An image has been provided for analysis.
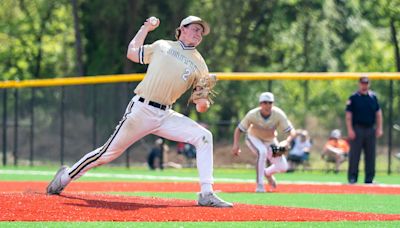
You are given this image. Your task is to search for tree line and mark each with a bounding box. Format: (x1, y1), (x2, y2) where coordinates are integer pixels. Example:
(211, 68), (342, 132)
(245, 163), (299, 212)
(1, 0), (400, 143)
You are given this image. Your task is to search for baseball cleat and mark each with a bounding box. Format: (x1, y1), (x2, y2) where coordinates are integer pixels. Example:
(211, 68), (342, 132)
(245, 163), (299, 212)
(46, 165), (69, 195)
(255, 184), (266, 193)
(266, 174), (277, 190)
(198, 192), (233, 208)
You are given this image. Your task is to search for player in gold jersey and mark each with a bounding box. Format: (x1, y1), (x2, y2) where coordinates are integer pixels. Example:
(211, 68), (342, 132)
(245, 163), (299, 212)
(232, 92), (296, 192)
(47, 16), (232, 208)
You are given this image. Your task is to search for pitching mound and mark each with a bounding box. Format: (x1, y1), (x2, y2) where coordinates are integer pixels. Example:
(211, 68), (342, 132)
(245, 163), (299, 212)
(1, 192), (400, 222)
(1, 181), (400, 222)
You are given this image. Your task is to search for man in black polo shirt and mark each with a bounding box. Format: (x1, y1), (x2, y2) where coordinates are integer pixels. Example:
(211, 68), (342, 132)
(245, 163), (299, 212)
(345, 76), (383, 184)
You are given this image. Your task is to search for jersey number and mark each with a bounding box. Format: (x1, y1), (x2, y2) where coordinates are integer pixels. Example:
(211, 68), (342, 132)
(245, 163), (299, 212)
(182, 68), (191, 81)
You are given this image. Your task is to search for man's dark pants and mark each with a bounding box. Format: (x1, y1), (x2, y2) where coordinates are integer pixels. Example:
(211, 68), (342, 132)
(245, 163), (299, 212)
(348, 125), (376, 183)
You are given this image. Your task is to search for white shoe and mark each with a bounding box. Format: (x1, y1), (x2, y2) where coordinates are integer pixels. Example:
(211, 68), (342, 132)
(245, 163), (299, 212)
(46, 166), (69, 195)
(255, 184), (266, 193)
(266, 175), (277, 189)
(198, 192), (233, 208)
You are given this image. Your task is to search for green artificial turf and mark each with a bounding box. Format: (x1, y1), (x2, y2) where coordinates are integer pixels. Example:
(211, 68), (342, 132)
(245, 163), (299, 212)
(1, 165), (399, 184)
(114, 192), (400, 214)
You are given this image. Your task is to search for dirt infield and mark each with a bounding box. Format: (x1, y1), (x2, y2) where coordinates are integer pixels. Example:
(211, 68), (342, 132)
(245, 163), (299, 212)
(1, 181), (400, 222)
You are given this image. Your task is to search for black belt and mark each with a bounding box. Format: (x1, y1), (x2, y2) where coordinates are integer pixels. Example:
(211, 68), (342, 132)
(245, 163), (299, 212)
(138, 97), (168, 110)
(354, 124), (373, 129)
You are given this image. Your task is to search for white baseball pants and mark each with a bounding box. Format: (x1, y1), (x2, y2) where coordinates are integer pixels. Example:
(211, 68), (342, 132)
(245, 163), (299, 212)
(67, 95), (214, 185)
(245, 134), (288, 185)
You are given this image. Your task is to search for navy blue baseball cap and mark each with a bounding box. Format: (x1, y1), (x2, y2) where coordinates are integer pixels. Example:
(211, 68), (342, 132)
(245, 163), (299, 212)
(359, 76), (369, 83)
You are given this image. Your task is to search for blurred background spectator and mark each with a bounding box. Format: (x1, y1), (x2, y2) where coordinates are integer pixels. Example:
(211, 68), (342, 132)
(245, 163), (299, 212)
(322, 129), (350, 173)
(177, 142), (197, 168)
(287, 129), (312, 172)
(147, 138), (169, 170)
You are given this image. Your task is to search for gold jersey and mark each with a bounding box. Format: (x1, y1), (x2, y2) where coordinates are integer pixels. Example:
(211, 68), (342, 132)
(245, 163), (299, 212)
(238, 106), (293, 142)
(134, 40), (209, 105)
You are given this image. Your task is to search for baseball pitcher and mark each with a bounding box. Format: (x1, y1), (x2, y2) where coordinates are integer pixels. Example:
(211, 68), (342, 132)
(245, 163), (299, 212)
(232, 92), (296, 192)
(47, 16), (232, 208)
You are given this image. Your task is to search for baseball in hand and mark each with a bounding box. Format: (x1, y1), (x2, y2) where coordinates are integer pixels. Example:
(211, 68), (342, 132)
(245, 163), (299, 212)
(196, 99), (210, 113)
(278, 140), (289, 149)
(149, 16), (158, 26)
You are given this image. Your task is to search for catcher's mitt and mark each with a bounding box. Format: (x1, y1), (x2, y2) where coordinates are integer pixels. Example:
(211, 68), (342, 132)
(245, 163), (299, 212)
(270, 144), (287, 157)
(188, 74), (217, 105)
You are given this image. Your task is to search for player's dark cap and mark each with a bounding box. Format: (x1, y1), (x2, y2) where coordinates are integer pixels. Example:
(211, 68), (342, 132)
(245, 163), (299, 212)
(359, 76), (369, 84)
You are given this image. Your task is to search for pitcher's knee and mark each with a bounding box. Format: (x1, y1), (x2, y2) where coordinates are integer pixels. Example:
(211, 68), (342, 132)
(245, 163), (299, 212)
(193, 128), (213, 147)
(276, 161), (289, 172)
(201, 130), (213, 146)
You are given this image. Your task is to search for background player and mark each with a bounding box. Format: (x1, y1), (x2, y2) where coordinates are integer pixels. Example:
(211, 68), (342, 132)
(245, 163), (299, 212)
(231, 92), (296, 192)
(47, 15), (232, 208)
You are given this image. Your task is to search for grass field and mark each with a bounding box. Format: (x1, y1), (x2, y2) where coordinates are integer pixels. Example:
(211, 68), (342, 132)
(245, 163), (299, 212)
(1, 165), (400, 227)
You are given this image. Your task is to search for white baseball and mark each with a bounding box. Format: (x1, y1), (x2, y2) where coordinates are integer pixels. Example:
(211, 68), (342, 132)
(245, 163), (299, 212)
(195, 99), (210, 113)
(149, 16), (158, 26)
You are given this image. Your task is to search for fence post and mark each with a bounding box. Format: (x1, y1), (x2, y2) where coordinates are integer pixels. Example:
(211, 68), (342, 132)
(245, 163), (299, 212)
(387, 80), (393, 175)
(2, 89), (7, 166)
(125, 83), (131, 168)
(92, 85), (97, 149)
(29, 88), (35, 166)
(60, 86), (65, 165)
(13, 88), (19, 166)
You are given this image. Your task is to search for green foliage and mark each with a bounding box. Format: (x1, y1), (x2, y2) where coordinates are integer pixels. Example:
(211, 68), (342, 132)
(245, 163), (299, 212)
(344, 27), (395, 72)
(1, 0), (400, 146)
(0, 0), (75, 79)
(1, 1), (398, 76)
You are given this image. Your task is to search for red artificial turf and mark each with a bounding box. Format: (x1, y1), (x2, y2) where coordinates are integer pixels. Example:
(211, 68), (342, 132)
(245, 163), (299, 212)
(1, 181), (399, 222)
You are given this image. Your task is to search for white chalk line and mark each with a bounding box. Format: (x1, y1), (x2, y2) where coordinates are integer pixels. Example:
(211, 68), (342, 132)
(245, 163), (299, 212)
(1, 169), (400, 187)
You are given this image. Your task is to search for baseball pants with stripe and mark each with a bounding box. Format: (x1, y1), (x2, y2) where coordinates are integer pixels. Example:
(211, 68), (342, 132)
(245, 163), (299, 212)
(245, 134), (288, 185)
(67, 95), (214, 185)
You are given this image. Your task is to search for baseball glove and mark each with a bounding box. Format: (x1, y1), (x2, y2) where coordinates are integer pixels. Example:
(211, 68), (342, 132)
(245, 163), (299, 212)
(188, 74), (217, 105)
(270, 144), (287, 157)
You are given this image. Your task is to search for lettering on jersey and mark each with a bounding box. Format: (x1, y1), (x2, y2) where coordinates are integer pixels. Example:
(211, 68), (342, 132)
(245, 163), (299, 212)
(167, 48), (198, 74)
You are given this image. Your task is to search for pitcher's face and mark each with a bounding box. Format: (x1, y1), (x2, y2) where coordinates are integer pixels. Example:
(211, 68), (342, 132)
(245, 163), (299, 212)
(180, 24), (204, 46)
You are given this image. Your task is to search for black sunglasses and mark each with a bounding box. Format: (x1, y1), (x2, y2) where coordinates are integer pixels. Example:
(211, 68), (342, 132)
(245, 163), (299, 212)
(260, 101), (273, 104)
